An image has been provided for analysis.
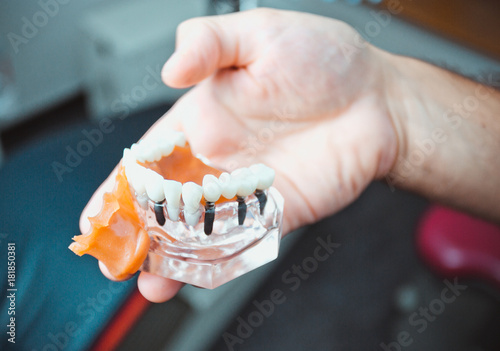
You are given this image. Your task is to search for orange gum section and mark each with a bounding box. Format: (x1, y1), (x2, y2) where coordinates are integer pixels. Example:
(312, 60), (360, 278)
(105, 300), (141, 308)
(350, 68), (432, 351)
(69, 167), (150, 280)
(142, 145), (234, 204)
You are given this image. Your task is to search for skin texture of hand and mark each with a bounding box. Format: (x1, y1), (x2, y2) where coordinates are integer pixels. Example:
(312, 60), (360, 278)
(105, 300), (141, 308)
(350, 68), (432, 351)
(79, 8), (402, 302)
(384, 55), (500, 223)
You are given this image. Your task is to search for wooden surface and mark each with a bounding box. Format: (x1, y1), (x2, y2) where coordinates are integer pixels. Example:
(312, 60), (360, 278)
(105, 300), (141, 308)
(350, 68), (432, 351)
(381, 0), (500, 60)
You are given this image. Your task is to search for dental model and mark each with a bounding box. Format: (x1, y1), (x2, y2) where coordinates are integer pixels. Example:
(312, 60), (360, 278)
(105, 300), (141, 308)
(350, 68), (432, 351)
(69, 128), (283, 288)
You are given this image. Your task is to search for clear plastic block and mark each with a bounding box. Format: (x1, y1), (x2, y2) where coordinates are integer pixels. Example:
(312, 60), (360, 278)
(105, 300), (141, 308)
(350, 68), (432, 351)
(136, 187), (284, 289)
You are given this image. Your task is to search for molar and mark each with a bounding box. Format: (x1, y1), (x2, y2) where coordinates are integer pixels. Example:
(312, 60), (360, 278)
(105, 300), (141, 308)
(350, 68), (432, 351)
(157, 139), (174, 157)
(167, 129), (186, 147)
(249, 163), (275, 190)
(130, 142), (147, 163)
(231, 168), (258, 197)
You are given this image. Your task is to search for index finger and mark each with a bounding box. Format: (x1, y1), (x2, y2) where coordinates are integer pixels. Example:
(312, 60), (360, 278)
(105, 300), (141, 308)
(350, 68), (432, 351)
(161, 8), (283, 88)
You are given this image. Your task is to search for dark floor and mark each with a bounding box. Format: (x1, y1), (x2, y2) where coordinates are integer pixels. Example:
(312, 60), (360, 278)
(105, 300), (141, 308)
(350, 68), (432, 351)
(2, 97), (499, 351)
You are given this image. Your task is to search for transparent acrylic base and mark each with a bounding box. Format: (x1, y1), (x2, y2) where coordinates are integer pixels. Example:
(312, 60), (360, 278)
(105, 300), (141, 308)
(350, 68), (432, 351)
(138, 187), (284, 289)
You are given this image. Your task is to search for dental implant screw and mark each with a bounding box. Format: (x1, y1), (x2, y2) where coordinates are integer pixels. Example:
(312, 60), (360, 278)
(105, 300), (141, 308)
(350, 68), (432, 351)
(204, 202), (216, 235)
(255, 190), (267, 215)
(237, 196), (247, 225)
(154, 201), (166, 226)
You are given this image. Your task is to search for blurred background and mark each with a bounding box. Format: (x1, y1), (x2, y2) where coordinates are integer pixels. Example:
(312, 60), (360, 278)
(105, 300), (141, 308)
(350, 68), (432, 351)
(0, 0), (499, 350)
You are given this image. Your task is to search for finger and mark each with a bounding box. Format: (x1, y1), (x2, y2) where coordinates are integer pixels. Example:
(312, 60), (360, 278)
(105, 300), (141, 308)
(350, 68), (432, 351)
(137, 272), (184, 303)
(161, 9), (275, 88)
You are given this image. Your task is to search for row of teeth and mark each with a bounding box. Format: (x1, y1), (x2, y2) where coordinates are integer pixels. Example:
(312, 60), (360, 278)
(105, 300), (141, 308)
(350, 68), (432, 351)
(129, 129), (187, 163)
(121, 131), (275, 232)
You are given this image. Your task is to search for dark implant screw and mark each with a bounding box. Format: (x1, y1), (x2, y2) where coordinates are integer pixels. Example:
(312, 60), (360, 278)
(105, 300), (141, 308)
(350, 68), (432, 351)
(237, 196), (247, 225)
(204, 202), (215, 235)
(255, 190), (267, 215)
(154, 202), (166, 226)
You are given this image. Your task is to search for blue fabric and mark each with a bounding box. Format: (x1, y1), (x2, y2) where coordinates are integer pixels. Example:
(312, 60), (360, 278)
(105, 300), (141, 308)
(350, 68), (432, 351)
(0, 107), (163, 350)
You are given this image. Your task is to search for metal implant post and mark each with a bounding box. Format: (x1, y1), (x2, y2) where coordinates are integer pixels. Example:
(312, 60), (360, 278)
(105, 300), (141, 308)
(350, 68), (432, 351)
(254, 190), (267, 215)
(154, 202), (166, 226)
(204, 202), (215, 235)
(237, 196), (247, 225)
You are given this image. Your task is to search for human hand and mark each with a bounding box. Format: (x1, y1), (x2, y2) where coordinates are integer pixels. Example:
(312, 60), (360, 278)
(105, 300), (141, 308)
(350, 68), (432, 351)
(80, 8), (400, 302)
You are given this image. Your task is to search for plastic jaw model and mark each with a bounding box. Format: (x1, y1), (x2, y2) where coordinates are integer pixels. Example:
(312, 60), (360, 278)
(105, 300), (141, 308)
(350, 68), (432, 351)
(69, 128), (284, 289)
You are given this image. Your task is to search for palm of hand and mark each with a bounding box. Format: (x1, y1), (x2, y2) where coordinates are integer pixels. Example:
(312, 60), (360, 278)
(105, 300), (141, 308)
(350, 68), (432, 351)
(162, 14), (397, 233)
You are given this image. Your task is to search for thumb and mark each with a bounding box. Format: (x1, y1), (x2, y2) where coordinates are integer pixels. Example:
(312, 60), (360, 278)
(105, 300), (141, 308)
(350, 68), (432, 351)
(161, 9), (267, 88)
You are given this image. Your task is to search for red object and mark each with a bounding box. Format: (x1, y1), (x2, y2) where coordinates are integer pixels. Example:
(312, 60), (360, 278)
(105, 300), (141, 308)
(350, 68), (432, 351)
(90, 288), (150, 351)
(417, 206), (500, 290)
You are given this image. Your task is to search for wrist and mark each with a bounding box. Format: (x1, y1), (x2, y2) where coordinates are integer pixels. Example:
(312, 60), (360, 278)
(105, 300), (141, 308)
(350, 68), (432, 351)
(380, 51), (500, 222)
(379, 51), (439, 189)
(365, 47), (413, 181)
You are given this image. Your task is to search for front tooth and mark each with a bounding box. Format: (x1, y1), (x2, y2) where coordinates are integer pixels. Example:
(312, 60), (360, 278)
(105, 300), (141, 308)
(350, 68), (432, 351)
(144, 169), (165, 202)
(182, 182), (203, 212)
(125, 162), (146, 195)
(203, 174), (222, 202)
(163, 179), (182, 207)
(249, 163), (275, 190)
(232, 168), (258, 197)
(219, 172), (239, 199)
(163, 179), (182, 221)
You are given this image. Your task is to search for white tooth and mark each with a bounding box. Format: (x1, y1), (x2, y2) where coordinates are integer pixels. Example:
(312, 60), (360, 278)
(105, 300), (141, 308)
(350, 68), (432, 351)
(127, 164), (146, 195)
(219, 172), (239, 199)
(136, 193), (149, 210)
(142, 140), (162, 162)
(203, 174), (222, 202)
(148, 146), (163, 162)
(168, 130), (186, 147)
(123, 163), (135, 185)
(249, 163), (275, 190)
(184, 209), (201, 227)
(157, 139), (174, 157)
(122, 149), (135, 171)
(136, 143), (151, 163)
(182, 182), (203, 212)
(163, 179), (182, 207)
(122, 148), (133, 162)
(131, 139), (157, 163)
(166, 205), (180, 221)
(232, 168), (258, 197)
(144, 169), (165, 202)
(130, 143), (146, 163)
